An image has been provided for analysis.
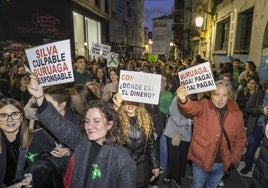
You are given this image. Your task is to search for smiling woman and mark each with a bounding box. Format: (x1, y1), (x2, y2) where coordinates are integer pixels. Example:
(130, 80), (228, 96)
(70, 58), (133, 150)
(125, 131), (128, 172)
(0, 98), (34, 187)
(0, 112), (22, 122)
(27, 75), (136, 188)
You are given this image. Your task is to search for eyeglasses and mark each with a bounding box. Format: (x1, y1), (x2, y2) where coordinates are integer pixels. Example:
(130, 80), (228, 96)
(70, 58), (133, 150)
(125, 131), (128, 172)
(0, 112), (22, 122)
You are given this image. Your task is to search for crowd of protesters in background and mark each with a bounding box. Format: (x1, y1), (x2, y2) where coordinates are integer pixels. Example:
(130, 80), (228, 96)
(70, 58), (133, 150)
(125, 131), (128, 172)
(0, 50), (268, 188)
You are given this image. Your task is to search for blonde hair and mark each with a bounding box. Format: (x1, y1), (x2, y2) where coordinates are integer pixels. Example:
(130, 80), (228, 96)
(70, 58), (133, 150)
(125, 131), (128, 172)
(118, 102), (154, 139)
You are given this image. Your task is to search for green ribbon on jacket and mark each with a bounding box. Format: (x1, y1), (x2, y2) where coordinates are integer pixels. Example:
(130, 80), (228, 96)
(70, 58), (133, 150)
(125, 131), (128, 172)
(91, 164), (102, 180)
(25, 152), (38, 163)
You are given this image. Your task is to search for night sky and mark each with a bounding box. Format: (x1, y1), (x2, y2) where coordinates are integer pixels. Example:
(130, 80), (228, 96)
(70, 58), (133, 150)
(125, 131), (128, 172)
(144, 0), (174, 31)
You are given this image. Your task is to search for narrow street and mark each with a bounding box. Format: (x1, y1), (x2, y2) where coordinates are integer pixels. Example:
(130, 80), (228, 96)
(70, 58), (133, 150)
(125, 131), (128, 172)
(154, 161), (252, 188)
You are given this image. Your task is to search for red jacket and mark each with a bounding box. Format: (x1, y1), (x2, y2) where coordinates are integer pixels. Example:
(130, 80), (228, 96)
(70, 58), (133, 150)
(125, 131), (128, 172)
(179, 97), (247, 172)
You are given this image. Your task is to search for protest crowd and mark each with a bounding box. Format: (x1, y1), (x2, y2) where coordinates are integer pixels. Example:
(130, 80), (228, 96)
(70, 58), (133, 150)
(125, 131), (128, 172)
(1, 48), (268, 188)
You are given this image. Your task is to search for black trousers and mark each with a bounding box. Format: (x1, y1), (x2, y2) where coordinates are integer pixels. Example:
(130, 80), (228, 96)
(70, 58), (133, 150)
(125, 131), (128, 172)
(166, 137), (190, 183)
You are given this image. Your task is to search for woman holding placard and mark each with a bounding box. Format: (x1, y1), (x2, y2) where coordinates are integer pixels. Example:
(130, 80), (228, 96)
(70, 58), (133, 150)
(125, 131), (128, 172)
(113, 93), (160, 187)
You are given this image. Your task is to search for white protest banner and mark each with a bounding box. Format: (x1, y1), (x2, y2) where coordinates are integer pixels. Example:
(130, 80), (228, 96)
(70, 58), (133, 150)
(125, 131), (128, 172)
(107, 52), (119, 68)
(118, 70), (161, 105)
(25, 39), (74, 87)
(178, 61), (216, 94)
(91, 42), (111, 58)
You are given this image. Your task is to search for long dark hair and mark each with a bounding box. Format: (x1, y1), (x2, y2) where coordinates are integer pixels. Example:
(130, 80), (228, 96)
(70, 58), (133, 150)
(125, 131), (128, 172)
(81, 100), (126, 145)
(94, 67), (107, 85)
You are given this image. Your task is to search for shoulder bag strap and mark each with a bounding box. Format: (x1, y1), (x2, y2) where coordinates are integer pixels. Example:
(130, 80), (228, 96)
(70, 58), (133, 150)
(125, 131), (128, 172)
(14, 146), (28, 181)
(217, 113), (231, 152)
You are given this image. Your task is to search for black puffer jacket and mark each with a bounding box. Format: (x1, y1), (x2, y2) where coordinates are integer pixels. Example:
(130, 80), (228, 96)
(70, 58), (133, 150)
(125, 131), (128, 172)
(124, 117), (159, 168)
(252, 124), (268, 188)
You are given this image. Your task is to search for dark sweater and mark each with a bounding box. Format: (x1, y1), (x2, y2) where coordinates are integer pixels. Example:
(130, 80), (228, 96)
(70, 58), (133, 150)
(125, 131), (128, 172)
(36, 100), (136, 188)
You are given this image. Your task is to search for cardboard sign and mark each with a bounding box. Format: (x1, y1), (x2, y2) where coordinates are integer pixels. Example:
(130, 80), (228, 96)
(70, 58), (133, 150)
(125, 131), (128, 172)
(178, 61), (216, 94)
(107, 52), (118, 68)
(91, 42), (111, 58)
(118, 70), (161, 105)
(25, 39), (74, 86)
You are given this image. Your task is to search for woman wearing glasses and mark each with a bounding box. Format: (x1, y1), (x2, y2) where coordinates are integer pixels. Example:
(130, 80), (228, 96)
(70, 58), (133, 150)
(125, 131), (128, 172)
(0, 97), (76, 188)
(0, 98), (38, 187)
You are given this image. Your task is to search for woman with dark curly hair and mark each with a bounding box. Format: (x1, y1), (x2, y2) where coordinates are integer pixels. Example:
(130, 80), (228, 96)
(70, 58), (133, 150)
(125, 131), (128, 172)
(27, 75), (136, 188)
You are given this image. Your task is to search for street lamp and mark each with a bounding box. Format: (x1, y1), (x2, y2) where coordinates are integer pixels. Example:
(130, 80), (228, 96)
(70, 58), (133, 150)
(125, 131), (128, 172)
(195, 16), (204, 27)
(170, 42), (175, 60)
(148, 39), (153, 53)
(84, 42), (88, 59)
(195, 16), (204, 56)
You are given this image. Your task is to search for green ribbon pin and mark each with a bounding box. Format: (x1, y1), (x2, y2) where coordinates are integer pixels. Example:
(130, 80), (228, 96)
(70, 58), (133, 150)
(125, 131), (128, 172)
(108, 54), (117, 65)
(91, 164), (102, 180)
(25, 152), (38, 163)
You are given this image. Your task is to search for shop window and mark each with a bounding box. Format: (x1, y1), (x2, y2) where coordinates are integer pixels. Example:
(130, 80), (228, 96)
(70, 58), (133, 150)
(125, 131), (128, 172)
(73, 11), (101, 57)
(215, 17), (230, 51)
(73, 12), (85, 56)
(235, 8), (253, 52)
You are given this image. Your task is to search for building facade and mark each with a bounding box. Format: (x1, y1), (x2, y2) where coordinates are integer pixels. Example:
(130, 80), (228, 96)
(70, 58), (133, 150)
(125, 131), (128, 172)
(173, 0), (192, 59)
(191, 0), (268, 81)
(0, 0), (147, 61)
(152, 14), (174, 59)
(0, 0), (111, 58)
(72, 0), (110, 58)
(123, 0), (145, 59)
(104, 0), (145, 59)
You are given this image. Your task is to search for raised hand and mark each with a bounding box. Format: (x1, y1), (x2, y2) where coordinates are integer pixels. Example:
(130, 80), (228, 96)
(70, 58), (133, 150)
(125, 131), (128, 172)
(176, 85), (189, 103)
(113, 93), (123, 111)
(27, 75), (44, 106)
(50, 146), (70, 158)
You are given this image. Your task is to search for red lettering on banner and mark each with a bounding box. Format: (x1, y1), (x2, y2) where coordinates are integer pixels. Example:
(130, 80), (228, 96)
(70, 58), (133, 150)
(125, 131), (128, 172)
(35, 45), (58, 58)
(33, 62), (69, 76)
(180, 67), (208, 80)
(121, 74), (134, 81)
